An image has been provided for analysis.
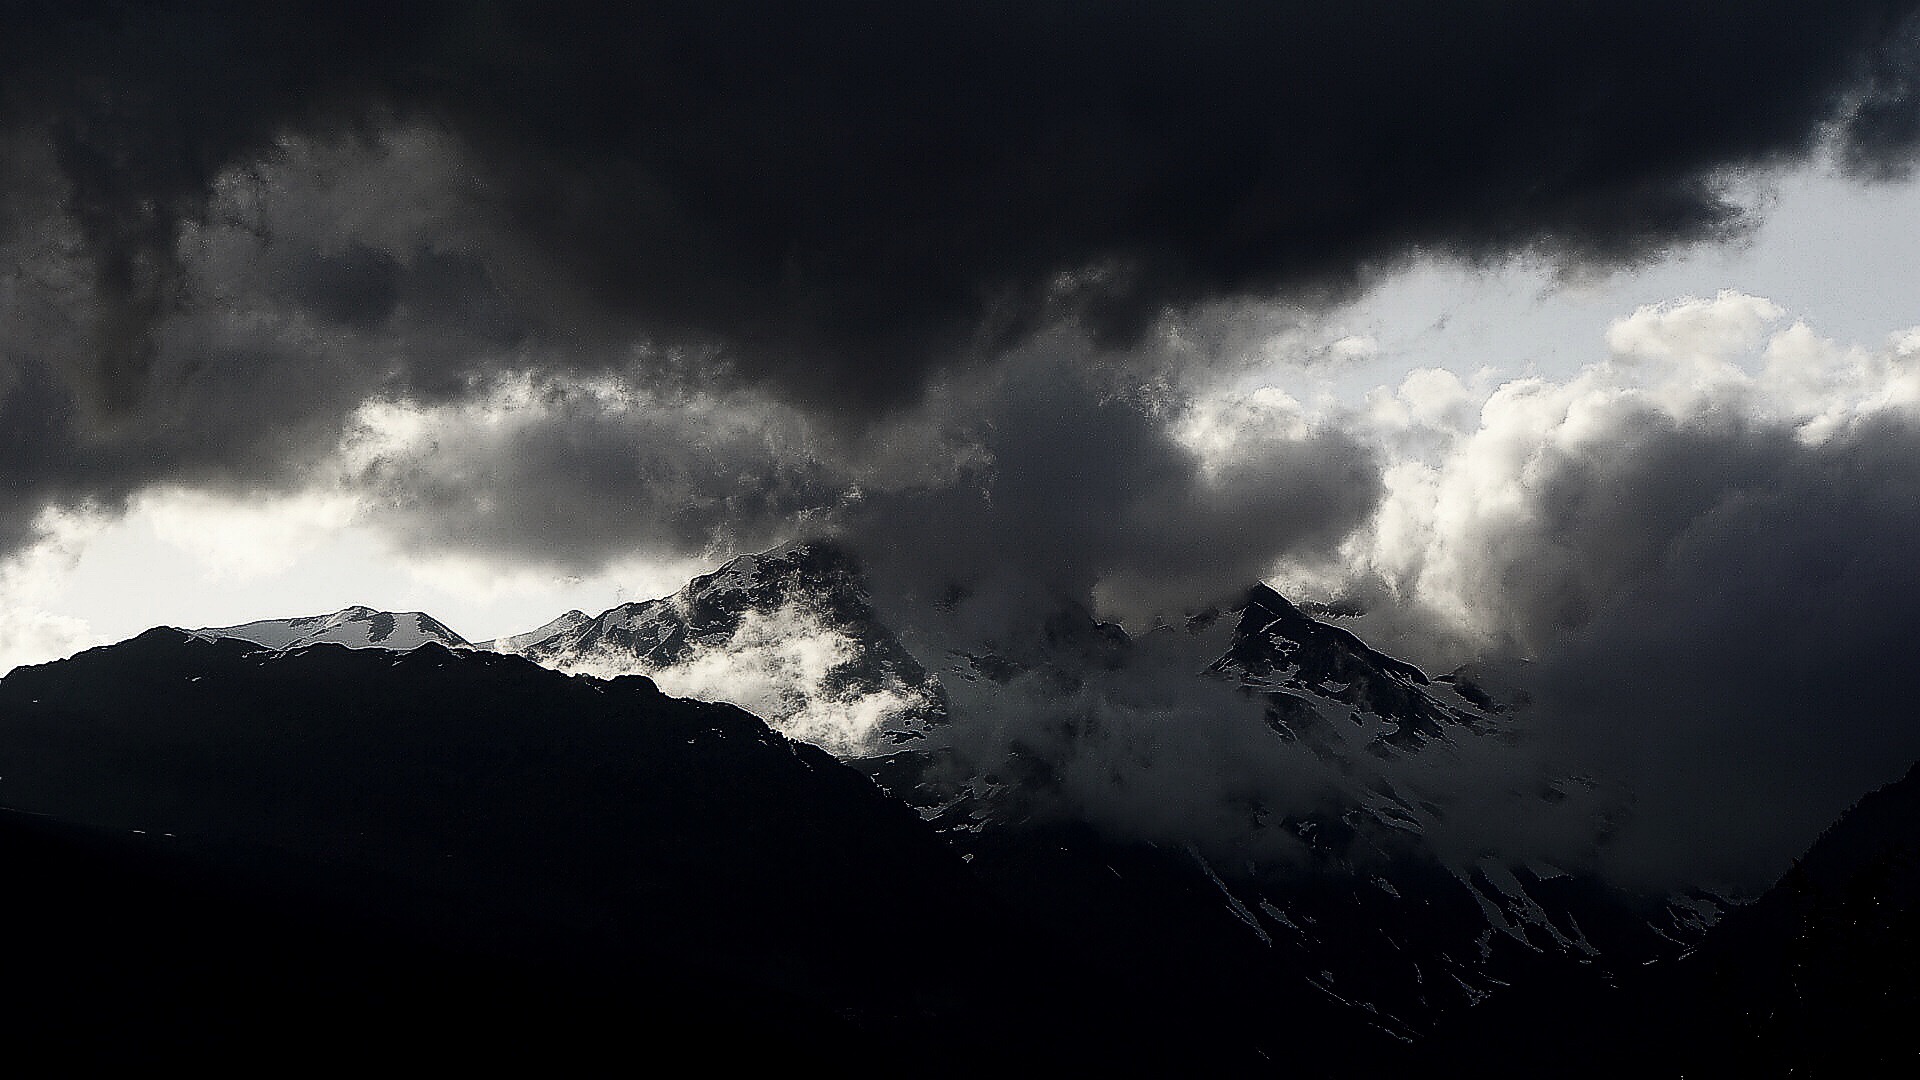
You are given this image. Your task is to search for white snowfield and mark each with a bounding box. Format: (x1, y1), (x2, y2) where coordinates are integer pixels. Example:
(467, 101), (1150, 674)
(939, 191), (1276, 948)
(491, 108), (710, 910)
(187, 606), (470, 653)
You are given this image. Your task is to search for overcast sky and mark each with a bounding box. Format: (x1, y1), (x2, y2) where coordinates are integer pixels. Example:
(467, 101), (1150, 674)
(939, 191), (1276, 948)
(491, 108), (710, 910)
(5, 2), (1920, 889)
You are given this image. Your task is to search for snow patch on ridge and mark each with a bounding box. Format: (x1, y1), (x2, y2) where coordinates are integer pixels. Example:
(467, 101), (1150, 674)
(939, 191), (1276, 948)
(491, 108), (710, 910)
(189, 607), (470, 653)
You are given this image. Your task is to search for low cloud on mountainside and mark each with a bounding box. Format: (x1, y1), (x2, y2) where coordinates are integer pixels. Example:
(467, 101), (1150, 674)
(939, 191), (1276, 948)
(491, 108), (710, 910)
(3, 6), (1920, 891)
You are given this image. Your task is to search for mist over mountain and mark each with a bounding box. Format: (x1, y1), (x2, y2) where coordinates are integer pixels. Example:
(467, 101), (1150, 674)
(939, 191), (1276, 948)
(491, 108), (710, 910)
(162, 546), (1733, 1049)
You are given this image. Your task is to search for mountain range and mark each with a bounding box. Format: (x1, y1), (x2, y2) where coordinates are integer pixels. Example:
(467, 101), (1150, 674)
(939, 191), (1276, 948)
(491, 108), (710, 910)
(191, 604), (470, 652)
(2, 541), (1912, 1072)
(181, 542), (1718, 1036)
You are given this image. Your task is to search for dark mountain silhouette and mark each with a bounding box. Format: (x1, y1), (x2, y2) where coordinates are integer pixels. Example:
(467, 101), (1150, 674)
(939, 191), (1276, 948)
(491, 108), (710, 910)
(7, 584), (1920, 1071)
(0, 629), (1381, 1071)
(0, 632), (1016, 1067)
(0, 805), (860, 1069)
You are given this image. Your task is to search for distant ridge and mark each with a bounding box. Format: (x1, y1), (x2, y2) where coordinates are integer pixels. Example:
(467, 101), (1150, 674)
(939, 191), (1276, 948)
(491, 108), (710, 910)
(187, 606), (470, 652)
(474, 610), (589, 653)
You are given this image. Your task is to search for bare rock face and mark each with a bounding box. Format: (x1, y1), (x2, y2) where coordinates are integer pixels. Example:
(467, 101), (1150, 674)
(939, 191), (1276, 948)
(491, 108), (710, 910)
(494, 541), (946, 754)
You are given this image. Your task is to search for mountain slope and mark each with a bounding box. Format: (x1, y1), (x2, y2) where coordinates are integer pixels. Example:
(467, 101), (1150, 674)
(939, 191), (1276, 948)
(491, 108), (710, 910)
(485, 546), (1707, 1043)
(1210, 583), (1492, 748)
(906, 589), (1703, 1047)
(1418, 759), (1920, 1077)
(0, 627), (1403, 1071)
(0, 632), (1002, 1059)
(0, 806), (861, 1069)
(474, 609), (589, 652)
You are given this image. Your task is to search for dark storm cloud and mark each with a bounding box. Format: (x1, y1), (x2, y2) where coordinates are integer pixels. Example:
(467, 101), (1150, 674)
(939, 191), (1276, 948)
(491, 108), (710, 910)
(349, 377), (846, 570)
(7, 0), (1920, 423)
(344, 333), (1381, 606)
(1839, 5), (1920, 175)
(1486, 413), (1806, 656)
(1435, 408), (1920, 889)
(0, 281), (415, 550)
(2, 0), (1918, 557)
(0, 131), (534, 554)
(845, 351), (1381, 639)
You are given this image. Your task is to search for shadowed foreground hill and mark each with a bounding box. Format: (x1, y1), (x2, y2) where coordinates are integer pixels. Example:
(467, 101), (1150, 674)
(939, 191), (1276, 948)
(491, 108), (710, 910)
(0, 631), (1030, 1067)
(0, 806), (862, 1068)
(12, 627), (1916, 1073)
(0, 627), (1426, 1073)
(1418, 761), (1920, 1078)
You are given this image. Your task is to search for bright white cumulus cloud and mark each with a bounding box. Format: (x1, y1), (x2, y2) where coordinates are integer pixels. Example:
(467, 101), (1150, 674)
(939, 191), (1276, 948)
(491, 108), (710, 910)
(1243, 290), (1920, 657)
(0, 508), (101, 672)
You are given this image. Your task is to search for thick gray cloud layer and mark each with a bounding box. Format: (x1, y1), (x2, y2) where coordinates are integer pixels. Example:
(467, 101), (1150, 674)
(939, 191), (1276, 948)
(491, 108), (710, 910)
(4, 2), (1920, 557)
(846, 349), (1382, 632)
(1526, 414), (1920, 887)
(7, 2), (1920, 421)
(345, 375), (848, 569)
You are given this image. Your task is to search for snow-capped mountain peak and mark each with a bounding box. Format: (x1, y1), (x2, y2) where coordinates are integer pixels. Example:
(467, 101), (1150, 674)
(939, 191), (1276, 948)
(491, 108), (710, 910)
(1210, 583), (1487, 748)
(484, 541), (943, 755)
(187, 607), (470, 653)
